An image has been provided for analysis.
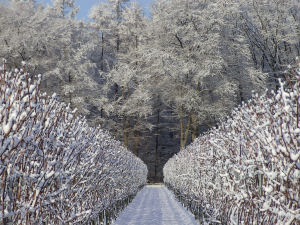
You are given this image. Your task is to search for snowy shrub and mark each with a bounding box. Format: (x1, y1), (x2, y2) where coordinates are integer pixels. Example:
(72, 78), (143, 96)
(164, 60), (300, 225)
(0, 61), (147, 224)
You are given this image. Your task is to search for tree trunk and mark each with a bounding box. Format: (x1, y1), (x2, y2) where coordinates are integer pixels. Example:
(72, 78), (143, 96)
(68, 73), (72, 106)
(191, 113), (197, 142)
(179, 105), (191, 150)
(121, 87), (129, 147)
(155, 107), (160, 182)
(133, 131), (139, 156)
(122, 117), (128, 148)
(101, 32), (104, 71)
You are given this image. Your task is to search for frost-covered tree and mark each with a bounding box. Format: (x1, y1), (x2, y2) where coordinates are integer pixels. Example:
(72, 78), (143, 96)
(237, 0), (300, 89)
(93, 3), (151, 150)
(0, 0), (42, 63)
(89, 2), (117, 71)
(90, 1), (153, 150)
(51, 0), (79, 18)
(89, 0), (130, 56)
(106, 2), (152, 149)
(216, 0), (268, 102)
(0, 0), (104, 123)
(143, 0), (267, 149)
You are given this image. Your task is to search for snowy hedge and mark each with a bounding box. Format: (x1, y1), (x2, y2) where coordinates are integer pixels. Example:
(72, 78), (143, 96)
(0, 61), (148, 224)
(164, 62), (300, 225)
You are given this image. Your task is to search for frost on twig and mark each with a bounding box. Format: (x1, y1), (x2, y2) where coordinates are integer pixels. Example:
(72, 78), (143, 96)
(164, 61), (300, 225)
(0, 61), (148, 224)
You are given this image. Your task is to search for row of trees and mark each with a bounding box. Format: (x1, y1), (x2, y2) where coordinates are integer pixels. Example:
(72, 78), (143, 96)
(163, 62), (299, 224)
(0, 62), (147, 224)
(1, 0), (299, 179)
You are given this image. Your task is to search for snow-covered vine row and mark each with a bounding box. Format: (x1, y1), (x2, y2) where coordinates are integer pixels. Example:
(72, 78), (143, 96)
(164, 62), (300, 225)
(0, 62), (148, 224)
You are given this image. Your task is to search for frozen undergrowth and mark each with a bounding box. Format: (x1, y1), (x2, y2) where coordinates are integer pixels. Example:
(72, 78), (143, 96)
(164, 60), (300, 225)
(0, 61), (148, 224)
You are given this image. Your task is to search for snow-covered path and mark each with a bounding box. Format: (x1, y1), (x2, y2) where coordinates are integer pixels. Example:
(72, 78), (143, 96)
(112, 184), (199, 225)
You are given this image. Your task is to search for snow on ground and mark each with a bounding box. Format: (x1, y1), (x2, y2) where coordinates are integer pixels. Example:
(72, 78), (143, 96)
(112, 184), (200, 225)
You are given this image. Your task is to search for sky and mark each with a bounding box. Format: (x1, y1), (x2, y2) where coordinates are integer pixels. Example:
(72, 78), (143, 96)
(39, 0), (153, 21)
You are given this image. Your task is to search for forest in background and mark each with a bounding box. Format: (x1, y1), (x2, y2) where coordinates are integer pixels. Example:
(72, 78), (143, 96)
(0, 0), (299, 181)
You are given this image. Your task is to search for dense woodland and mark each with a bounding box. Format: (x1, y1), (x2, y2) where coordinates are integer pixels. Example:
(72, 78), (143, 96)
(0, 0), (299, 181)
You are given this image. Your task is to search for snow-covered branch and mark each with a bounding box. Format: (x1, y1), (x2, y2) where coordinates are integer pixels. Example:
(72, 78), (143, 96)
(0, 61), (147, 224)
(164, 60), (300, 225)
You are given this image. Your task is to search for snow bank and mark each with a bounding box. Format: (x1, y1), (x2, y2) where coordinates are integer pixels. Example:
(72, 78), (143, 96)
(0, 62), (148, 224)
(164, 61), (300, 225)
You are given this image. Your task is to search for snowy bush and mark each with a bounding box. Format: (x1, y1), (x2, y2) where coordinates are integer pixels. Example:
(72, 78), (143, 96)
(0, 61), (147, 224)
(164, 60), (300, 225)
